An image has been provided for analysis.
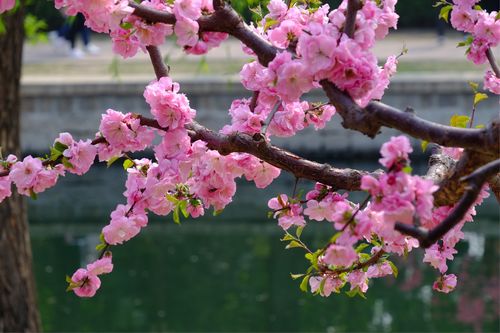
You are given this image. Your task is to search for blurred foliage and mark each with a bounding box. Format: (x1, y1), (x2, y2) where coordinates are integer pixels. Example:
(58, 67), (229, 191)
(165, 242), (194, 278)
(26, 0), (499, 31)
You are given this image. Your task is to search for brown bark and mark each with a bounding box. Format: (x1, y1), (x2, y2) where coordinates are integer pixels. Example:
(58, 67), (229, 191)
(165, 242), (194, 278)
(0, 5), (42, 333)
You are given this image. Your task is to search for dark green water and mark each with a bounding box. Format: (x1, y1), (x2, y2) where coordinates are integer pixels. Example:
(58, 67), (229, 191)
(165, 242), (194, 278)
(28, 165), (500, 332)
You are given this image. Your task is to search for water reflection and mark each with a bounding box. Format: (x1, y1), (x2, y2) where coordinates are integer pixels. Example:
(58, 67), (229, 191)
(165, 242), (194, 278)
(28, 165), (500, 332)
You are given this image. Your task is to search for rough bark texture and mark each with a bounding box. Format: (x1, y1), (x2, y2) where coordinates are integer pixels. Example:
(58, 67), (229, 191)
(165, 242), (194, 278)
(0, 6), (42, 332)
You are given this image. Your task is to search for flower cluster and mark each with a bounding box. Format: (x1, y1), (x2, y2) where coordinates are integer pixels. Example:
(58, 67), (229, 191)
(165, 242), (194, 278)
(68, 255), (113, 297)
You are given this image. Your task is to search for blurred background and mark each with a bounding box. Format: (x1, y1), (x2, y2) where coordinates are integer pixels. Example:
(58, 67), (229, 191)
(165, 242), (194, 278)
(19, 0), (500, 332)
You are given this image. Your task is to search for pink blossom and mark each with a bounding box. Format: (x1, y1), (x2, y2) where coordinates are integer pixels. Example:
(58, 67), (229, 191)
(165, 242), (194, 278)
(423, 244), (457, 273)
(347, 270), (368, 293)
(297, 32), (336, 76)
(467, 38), (489, 65)
(450, 6), (477, 33)
(70, 268), (101, 298)
(86, 256), (113, 276)
(268, 194), (306, 230)
(0, 176), (11, 203)
(367, 262), (393, 278)
(267, 102), (306, 137)
(55, 133), (97, 175)
(173, 0), (202, 20)
(433, 274), (458, 293)
(304, 199), (334, 222)
(267, 0), (287, 20)
(483, 70), (500, 94)
(323, 244), (358, 267)
(103, 207), (141, 245)
(0, 0), (15, 13)
(309, 276), (343, 296)
(379, 135), (413, 170)
(268, 20), (303, 48)
(111, 28), (140, 59)
(175, 19), (199, 47)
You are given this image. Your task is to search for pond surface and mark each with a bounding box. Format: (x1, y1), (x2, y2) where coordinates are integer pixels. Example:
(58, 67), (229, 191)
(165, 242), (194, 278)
(28, 164), (500, 332)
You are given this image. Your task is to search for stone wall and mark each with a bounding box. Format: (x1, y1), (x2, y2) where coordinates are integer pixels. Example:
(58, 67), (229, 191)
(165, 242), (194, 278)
(20, 75), (499, 155)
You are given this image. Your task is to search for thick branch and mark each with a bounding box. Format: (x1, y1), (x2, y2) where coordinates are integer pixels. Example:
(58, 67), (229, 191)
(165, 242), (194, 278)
(396, 159), (500, 248)
(344, 0), (362, 38)
(321, 80), (500, 155)
(486, 48), (500, 78)
(425, 149), (456, 185)
(185, 121), (380, 191)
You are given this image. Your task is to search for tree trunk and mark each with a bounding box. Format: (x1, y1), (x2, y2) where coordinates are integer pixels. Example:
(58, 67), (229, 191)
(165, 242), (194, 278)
(0, 4), (42, 332)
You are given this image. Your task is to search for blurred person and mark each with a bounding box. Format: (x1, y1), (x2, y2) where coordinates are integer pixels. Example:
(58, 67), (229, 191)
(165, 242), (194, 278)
(50, 12), (99, 58)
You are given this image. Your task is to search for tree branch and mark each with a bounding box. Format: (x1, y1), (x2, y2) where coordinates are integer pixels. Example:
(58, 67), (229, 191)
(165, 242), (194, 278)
(395, 159), (500, 248)
(321, 80), (500, 155)
(486, 48), (500, 78)
(344, 0), (363, 38)
(146, 45), (169, 80)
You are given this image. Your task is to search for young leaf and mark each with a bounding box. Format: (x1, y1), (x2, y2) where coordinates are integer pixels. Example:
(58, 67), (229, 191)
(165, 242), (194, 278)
(468, 81), (479, 93)
(421, 140), (429, 152)
(62, 157), (74, 169)
(473, 92), (488, 106)
(387, 260), (399, 278)
(285, 240), (304, 249)
(299, 275), (310, 292)
(355, 243), (369, 253)
(172, 206), (181, 224)
(106, 156), (120, 167)
(438, 5), (452, 22)
(290, 273), (305, 280)
(281, 233), (295, 241)
(296, 226), (304, 238)
(123, 159), (134, 170)
(449, 114), (470, 128)
(179, 200), (189, 218)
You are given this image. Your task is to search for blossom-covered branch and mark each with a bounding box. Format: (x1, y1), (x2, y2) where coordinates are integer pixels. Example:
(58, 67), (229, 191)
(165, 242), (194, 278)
(395, 159), (500, 248)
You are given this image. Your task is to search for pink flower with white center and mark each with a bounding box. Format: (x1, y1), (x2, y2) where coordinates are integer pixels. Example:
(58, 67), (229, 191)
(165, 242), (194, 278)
(309, 276), (343, 297)
(347, 270), (368, 293)
(0, 0), (15, 13)
(323, 244), (358, 267)
(175, 18), (199, 47)
(297, 32), (336, 76)
(483, 70), (500, 94)
(379, 135), (413, 170)
(433, 274), (457, 293)
(173, 0), (202, 20)
(103, 209), (141, 245)
(221, 99), (266, 135)
(86, 256), (113, 276)
(275, 60), (313, 103)
(450, 6), (477, 33)
(70, 268), (101, 298)
(367, 262), (393, 278)
(423, 244), (458, 273)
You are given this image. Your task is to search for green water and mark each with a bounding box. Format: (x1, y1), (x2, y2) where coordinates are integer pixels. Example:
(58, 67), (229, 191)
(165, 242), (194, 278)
(28, 166), (500, 332)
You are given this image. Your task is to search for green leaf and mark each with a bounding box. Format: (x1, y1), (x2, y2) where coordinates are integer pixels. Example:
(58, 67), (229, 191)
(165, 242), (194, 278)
(421, 140), (429, 152)
(473, 92), (488, 106)
(387, 260), (399, 278)
(120, 21), (133, 30)
(54, 141), (68, 153)
(299, 275), (310, 292)
(106, 156), (120, 167)
(318, 277), (327, 295)
(290, 273), (305, 280)
(285, 240), (304, 249)
(61, 157), (74, 169)
(172, 206), (181, 224)
(473, 5), (482, 10)
(123, 159), (134, 170)
(29, 189), (37, 200)
(402, 166), (413, 174)
(99, 233), (105, 243)
(329, 232), (342, 244)
(166, 194), (179, 204)
(355, 243), (369, 253)
(449, 114), (470, 128)
(457, 36), (474, 48)
(179, 200), (189, 218)
(108, 57), (121, 79)
(281, 233), (295, 241)
(213, 209), (223, 216)
(264, 18), (278, 31)
(296, 226), (304, 238)
(346, 286), (367, 299)
(65, 275), (73, 283)
(475, 124), (485, 129)
(438, 5), (452, 22)
(50, 147), (62, 161)
(468, 81), (479, 93)
(96, 243), (107, 251)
